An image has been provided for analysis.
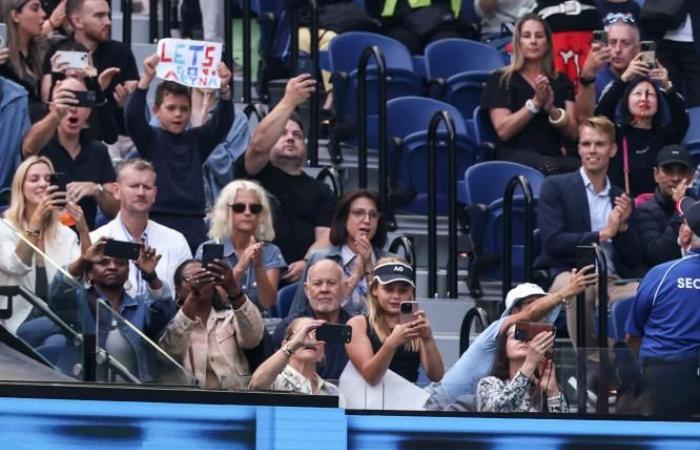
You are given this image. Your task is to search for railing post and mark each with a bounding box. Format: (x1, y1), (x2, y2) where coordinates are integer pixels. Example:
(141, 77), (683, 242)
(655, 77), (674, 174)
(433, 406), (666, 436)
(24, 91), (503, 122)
(148, 0), (157, 41)
(307, 0), (320, 166)
(501, 175), (534, 303)
(223, 0), (234, 99)
(123, 0), (132, 47)
(289, 2), (299, 76)
(595, 244), (609, 414)
(162, 0), (171, 38)
(242, 0), (252, 104)
(427, 110), (457, 298)
(357, 46), (387, 197)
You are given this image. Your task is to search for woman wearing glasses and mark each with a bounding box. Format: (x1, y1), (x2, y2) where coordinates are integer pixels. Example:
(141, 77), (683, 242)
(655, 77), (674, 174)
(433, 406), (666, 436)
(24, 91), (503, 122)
(288, 189), (391, 317)
(196, 180), (286, 311)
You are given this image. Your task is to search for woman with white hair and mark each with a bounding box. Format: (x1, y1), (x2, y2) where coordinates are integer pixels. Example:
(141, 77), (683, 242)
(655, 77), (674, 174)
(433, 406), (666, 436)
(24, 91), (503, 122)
(197, 180), (286, 311)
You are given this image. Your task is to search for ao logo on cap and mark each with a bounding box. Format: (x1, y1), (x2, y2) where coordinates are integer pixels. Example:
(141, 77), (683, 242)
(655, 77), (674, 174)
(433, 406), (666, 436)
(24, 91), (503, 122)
(394, 266), (404, 272)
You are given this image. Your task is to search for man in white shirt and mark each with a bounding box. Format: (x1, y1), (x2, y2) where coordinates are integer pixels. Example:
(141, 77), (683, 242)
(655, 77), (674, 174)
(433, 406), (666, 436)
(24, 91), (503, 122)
(91, 159), (191, 297)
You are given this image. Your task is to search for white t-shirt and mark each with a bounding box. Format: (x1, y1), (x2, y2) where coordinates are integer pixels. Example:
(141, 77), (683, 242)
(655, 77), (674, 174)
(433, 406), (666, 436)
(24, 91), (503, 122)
(665, 14), (694, 42)
(91, 215), (192, 298)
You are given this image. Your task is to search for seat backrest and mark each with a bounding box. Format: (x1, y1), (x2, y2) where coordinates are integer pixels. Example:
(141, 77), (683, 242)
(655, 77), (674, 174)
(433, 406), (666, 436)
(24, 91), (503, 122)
(683, 106), (700, 144)
(328, 31), (414, 74)
(473, 105), (498, 146)
(611, 296), (635, 341)
(425, 38), (505, 81)
(387, 96), (468, 142)
(463, 161), (546, 206)
(273, 282), (299, 318)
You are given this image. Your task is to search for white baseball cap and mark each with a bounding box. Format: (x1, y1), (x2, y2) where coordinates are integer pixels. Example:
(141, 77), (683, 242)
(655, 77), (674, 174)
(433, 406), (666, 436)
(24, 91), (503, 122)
(505, 283), (547, 311)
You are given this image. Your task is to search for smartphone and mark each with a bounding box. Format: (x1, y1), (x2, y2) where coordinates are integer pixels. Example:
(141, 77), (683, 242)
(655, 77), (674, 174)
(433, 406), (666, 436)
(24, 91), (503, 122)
(640, 41), (656, 68)
(514, 321), (556, 342)
(399, 301), (418, 324)
(55, 50), (89, 70)
(49, 172), (68, 192)
(592, 30), (608, 45)
(68, 89), (105, 107)
(296, 57), (314, 76)
(316, 323), (352, 344)
(0, 23), (7, 48)
(104, 240), (142, 260)
(201, 243), (224, 266)
(575, 245), (597, 272)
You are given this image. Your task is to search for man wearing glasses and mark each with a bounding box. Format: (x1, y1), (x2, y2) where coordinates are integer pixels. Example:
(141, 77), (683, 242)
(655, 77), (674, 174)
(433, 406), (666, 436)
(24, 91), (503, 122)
(576, 15), (641, 120)
(234, 74), (337, 284)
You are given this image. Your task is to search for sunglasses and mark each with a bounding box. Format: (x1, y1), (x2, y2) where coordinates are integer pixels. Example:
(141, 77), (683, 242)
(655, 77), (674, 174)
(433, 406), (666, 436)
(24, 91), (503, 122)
(230, 203), (263, 214)
(604, 14), (636, 26)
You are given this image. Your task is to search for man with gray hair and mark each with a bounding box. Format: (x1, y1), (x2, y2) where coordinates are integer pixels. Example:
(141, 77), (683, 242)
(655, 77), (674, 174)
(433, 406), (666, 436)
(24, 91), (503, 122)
(625, 197), (700, 416)
(91, 159), (191, 298)
(272, 258), (353, 380)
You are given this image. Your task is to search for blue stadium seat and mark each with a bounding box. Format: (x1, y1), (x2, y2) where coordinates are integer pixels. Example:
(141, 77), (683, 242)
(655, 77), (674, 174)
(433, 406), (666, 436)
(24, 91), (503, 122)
(327, 32), (423, 149)
(682, 106), (700, 145)
(425, 38), (506, 82)
(271, 282), (299, 318)
(463, 161), (545, 285)
(472, 105), (497, 161)
(387, 97), (478, 214)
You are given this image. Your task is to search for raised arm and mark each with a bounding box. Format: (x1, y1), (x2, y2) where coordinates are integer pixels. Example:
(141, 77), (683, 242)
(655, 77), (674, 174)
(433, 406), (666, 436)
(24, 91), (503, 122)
(125, 54), (159, 157)
(244, 74), (316, 175)
(193, 62), (234, 159)
(22, 82), (77, 158)
(575, 42), (611, 121)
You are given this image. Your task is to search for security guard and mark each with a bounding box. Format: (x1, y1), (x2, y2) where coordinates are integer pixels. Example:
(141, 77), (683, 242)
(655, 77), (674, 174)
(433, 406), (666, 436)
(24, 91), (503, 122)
(626, 196), (700, 416)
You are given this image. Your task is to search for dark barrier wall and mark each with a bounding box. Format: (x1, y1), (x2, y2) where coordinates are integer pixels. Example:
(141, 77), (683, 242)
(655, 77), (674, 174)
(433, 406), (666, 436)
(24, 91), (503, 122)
(0, 384), (699, 449)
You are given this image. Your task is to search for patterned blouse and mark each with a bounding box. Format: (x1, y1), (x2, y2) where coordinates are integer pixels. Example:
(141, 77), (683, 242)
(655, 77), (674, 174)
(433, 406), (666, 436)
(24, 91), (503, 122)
(271, 365), (341, 397)
(476, 371), (569, 413)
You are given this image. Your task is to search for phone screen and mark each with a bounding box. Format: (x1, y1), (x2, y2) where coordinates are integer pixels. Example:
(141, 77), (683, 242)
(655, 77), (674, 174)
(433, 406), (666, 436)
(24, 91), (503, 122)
(0, 23), (7, 48)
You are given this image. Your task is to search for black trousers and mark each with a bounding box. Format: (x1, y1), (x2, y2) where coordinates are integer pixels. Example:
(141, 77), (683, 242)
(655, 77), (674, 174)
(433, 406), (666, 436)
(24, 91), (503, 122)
(657, 39), (700, 108)
(642, 357), (700, 416)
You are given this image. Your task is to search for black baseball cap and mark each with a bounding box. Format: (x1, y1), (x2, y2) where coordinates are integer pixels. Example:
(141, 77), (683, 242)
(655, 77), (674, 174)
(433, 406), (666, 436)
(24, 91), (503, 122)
(373, 261), (415, 288)
(657, 145), (693, 168)
(678, 197), (700, 236)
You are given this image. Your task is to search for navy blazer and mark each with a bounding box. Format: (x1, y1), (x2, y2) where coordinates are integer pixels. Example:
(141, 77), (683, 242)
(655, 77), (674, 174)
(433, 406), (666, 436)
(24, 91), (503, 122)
(534, 171), (645, 278)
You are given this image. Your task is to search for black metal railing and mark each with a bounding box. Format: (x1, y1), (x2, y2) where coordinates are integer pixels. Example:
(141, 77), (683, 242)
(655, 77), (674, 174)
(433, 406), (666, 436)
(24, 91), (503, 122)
(242, 0), (253, 104)
(501, 175), (535, 303)
(426, 110), (458, 298)
(307, 0), (320, 166)
(357, 46), (388, 203)
(123, 0), (132, 47)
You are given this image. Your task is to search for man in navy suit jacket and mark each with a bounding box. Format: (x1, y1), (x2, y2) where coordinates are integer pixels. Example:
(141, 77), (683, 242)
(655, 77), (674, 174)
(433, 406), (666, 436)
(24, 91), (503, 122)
(535, 116), (645, 351)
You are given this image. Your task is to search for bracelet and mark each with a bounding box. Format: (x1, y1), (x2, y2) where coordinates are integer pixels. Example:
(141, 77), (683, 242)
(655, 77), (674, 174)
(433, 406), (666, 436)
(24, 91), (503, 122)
(25, 227), (41, 238)
(94, 184), (105, 196)
(280, 345), (294, 358)
(579, 75), (595, 86)
(525, 99), (540, 114)
(548, 108), (567, 127)
(554, 291), (565, 304)
(228, 291), (245, 304)
(140, 270), (157, 282)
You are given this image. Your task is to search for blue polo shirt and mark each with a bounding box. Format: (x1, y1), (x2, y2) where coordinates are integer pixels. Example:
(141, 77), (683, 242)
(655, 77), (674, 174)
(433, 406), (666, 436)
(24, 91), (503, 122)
(595, 65), (618, 100)
(0, 77), (29, 198)
(627, 249), (700, 362)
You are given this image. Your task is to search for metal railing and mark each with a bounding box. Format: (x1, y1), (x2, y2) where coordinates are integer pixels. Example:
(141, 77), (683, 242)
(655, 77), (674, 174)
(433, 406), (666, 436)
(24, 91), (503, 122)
(426, 110), (458, 298)
(387, 235), (416, 274)
(500, 175), (535, 303)
(357, 46), (388, 205)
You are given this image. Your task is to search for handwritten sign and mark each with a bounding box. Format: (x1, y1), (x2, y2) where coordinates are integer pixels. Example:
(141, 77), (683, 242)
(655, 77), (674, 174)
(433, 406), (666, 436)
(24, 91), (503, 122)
(156, 38), (222, 88)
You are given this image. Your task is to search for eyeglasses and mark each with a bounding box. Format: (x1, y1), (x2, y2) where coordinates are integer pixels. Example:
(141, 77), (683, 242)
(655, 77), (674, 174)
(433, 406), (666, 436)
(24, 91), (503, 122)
(604, 14), (636, 26)
(230, 203), (263, 214)
(349, 208), (380, 220)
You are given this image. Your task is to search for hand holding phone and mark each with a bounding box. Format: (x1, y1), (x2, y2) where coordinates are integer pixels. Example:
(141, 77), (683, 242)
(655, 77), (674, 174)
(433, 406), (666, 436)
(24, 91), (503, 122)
(0, 23), (7, 48)
(104, 239), (142, 260)
(316, 323), (352, 343)
(640, 41), (656, 68)
(55, 50), (89, 70)
(514, 321), (556, 342)
(201, 243), (224, 267)
(592, 30), (608, 45)
(399, 301), (418, 324)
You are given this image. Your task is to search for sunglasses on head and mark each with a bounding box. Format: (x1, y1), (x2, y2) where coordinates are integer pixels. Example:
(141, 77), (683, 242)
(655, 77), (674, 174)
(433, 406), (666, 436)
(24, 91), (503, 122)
(604, 14), (636, 26)
(230, 203), (263, 214)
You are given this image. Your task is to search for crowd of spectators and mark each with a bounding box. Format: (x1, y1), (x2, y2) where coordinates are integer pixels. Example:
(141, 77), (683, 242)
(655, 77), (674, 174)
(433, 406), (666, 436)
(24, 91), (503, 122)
(0, 0), (699, 417)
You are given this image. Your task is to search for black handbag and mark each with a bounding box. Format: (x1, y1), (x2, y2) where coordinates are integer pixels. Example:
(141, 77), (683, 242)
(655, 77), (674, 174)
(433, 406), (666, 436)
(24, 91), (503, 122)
(639, 0), (690, 36)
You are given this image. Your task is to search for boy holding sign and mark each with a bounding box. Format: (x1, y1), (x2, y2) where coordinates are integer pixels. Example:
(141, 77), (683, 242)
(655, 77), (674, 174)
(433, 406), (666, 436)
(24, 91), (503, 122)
(125, 52), (233, 252)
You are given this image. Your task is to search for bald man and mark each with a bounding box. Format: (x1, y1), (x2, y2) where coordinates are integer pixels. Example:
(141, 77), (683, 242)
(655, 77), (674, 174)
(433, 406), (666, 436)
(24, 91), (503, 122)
(272, 258), (353, 380)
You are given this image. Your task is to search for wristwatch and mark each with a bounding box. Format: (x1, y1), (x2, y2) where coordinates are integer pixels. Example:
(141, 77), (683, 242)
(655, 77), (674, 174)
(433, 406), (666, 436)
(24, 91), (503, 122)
(579, 75), (595, 86)
(525, 99), (540, 114)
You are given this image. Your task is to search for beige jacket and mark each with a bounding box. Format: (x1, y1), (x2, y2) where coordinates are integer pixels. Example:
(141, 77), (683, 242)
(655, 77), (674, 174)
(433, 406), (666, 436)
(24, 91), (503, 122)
(159, 296), (264, 390)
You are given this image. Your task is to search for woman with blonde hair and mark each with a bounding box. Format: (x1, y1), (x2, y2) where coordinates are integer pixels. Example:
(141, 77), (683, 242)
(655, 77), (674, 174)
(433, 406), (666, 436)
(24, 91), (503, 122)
(0, 0), (49, 121)
(345, 257), (444, 385)
(481, 13), (579, 176)
(197, 180), (286, 311)
(0, 156), (89, 332)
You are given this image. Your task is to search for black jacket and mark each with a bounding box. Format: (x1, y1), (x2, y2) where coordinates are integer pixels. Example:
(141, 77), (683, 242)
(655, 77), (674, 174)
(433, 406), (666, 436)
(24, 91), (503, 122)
(636, 188), (691, 267)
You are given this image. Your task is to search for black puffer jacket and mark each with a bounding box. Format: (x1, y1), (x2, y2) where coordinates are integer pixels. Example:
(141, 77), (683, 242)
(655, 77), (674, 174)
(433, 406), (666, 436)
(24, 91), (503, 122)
(636, 188), (685, 267)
